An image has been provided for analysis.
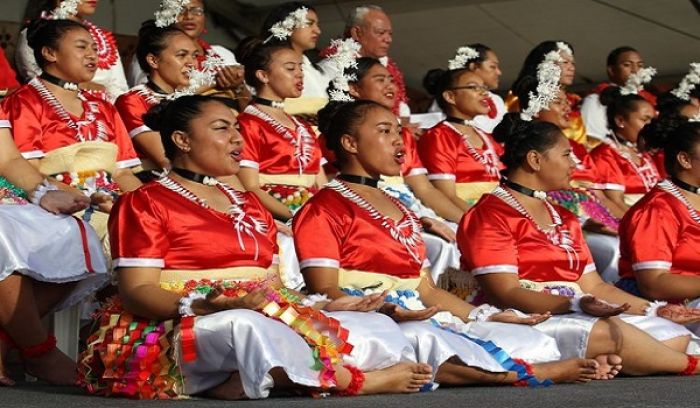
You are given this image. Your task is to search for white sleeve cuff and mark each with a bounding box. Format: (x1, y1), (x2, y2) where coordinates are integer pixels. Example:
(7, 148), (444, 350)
(632, 261), (672, 271)
(427, 173), (456, 181)
(299, 257), (340, 269)
(21, 150), (45, 159)
(117, 158), (142, 169)
(406, 168), (428, 177)
(601, 183), (625, 191)
(583, 263), (597, 274)
(113, 257), (165, 268)
(239, 160), (259, 169)
(128, 124), (152, 138)
(471, 264), (519, 276)
(0, 120), (10, 128)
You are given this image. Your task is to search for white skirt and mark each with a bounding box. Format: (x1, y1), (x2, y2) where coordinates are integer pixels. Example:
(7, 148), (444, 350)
(423, 233), (460, 284)
(178, 309), (322, 398)
(0, 204), (109, 310)
(585, 232), (620, 284)
(277, 233), (304, 291)
(620, 314), (700, 354)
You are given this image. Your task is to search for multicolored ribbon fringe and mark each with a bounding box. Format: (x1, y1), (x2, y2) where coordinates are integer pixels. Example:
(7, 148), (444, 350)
(53, 169), (119, 196)
(548, 188), (619, 231)
(0, 176), (28, 204)
(262, 184), (317, 211)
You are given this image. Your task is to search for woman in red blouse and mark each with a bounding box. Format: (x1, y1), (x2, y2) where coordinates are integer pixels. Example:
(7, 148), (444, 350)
(115, 22), (197, 173)
(419, 68), (503, 210)
(590, 87), (660, 210)
(0, 48), (19, 97)
(618, 118), (700, 321)
(460, 115), (700, 376)
(295, 99), (628, 386)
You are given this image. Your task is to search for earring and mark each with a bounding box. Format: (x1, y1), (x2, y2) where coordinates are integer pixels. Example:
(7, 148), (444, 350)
(619, 124), (624, 128)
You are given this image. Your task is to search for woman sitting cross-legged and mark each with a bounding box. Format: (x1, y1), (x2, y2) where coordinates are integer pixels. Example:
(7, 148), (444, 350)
(78, 95), (433, 400)
(0, 125), (108, 386)
(459, 115), (700, 377)
(294, 99), (622, 387)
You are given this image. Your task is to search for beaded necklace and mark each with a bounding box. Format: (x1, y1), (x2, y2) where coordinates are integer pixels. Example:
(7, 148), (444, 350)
(443, 121), (501, 178)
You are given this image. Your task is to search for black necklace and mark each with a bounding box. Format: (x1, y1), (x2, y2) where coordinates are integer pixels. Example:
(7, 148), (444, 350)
(610, 132), (636, 150)
(253, 96), (285, 110)
(171, 167), (219, 186)
(337, 174), (380, 188)
(501, 177), (548, 200)
(40, 72), (78, 91)
(146, 79), (170, 95)
(445, 116), (475, 126)
(672, 177), (700, 195)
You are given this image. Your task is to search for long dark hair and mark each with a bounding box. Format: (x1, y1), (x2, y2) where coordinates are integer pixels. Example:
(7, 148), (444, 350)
(493, 112), (563, 173)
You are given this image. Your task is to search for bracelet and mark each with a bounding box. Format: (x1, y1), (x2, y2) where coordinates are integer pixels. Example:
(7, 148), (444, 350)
(178, 292), (207, 316)
(30, 179), (58, 205)
(467, 304), (502, 322)
(301, 293), (330, 307)
(644, 301), (668, 317)
(569, 293), (594, 313)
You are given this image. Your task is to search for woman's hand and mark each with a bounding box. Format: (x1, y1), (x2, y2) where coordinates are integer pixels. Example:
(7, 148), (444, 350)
(91, 192), (114, 213)
(40, 190), (90, 214)
(657, 304), (700, 324)
(275, 219), (293, 236)
(324, 292), (386, 312)
(580, 296), (630, 317)
(215, 65), (245, 90)
(192, 287), (269, 315)
(488, 310), (551, 325)
(379, 303), (439, 322)
(421, 217), (456, 242)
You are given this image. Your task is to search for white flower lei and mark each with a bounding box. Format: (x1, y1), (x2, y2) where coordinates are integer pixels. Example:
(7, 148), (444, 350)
(168, 49), (224, 99)
(49, 0), (80, 19)
(447, 46), (480, 70)
(671, 63), (700, 101)
(620, 66), (657, 96)
(327, 38), (362, 102)
(520, 50), (564, 121)
(263, 6), (310, 44)
(155, 0), (190, 28)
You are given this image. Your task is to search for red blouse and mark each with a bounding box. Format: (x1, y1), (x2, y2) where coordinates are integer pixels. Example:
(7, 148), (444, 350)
(418, 121), (503, 183)
(619, 180), (700, 279)
(458, 190), (596, 282)
(0, 79), (139, 168)
(110, 178), (278, 270)
(0, 49), (19, 90)
(293, 180), (427, 278)
(320, 127), (426, 178)
(569, 139), (599, 184)
(114, 85), (162, 141)
(238, 104), (322, 176)
(589, 142), (660, 194)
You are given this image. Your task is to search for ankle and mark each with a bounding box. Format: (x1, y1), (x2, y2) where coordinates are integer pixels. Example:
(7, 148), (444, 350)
(334, 365), (365, 396)
(679, 355), (698, 376)
(19, 335), (56, 359)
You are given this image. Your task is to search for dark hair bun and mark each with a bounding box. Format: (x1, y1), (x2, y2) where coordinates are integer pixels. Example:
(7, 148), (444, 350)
(317, 101), (348, 138)
(599, 85), (624, 107)
(639, 113), (688, 151)
(422, 68), (446, 96)
(142, 100), (172, 132)
(492, 112), (530, 145)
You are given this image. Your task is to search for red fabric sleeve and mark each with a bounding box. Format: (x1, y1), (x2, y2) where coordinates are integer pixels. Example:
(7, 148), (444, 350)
(104, 103), (139, 168)
(619, 196), (678, 269)
(418, 124), (459, 178)
(457, 199), (519, 275)
(114, 92), (150, 138)
(238, 114), (263, 167)
(292, 194), (344, 268)
(0, 50), (19, 89)
(0, 91), (45, 157)
(109, 188), (169, 267)
(590, 145), (625, 190)
(402, 128), (426, 177)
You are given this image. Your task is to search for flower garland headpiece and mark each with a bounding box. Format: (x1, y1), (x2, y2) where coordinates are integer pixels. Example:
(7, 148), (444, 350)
(155, 0), (190, 28)
(447, 46), (480, 70)
(520, 50), (564, 121)
(168, 49), (225, 99)
(620, 66), (657, 96)
(555, 41), (573, 57)
(47, 0), (80, 20)
(327, 38), (362, 102)
(263, 7), (310, 44)
(671, 63), (700, 101)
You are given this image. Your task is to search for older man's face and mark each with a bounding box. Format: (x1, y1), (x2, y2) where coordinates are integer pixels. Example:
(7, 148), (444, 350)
(353, 10), (393, 58)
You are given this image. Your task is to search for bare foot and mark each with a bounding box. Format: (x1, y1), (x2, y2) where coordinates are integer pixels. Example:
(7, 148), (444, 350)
(532, 358), (599, 383)
(203, 372), (248, 400)
(0, 339), (15, 386)
(360, 362), (433, 394)
(594, 354), (622, 380)
(23, 348), (77, 386)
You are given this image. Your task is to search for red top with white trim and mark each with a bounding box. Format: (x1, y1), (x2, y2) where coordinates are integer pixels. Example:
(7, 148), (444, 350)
(589, 141), (659, 194)
(418, 121), (503, 183)
(619, 180), (700, 279)
(114, 85), (163, 142)
(0, 79), (139, 168)
(238, 104), (322, 176)
(110, 178), (278, 269)
(293, 180), (427, 277)
(458, 189), (596, 282)
(569, 139), (600, 185)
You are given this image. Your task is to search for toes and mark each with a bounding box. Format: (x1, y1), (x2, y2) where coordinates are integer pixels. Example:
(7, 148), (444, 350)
(0, 376), (15, 386)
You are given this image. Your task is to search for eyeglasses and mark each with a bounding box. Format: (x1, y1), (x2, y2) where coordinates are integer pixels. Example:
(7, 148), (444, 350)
(448, 84), (489, 93)
(180, 7), (205, 16)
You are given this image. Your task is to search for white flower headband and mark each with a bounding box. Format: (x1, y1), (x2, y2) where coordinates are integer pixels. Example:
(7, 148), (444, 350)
(520, 50), (564, 121)
(48, 0), (80, 20)
(555, 41), (573, 57)
(155, 0), (191, 28)
(671, 63), (700, 101)
(620, 66), (657, 96)
(168, 49), (225, 99)
(327, 38), (362, 102)
(447, 46), (480, 70)
(263, 7), (310, 44)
